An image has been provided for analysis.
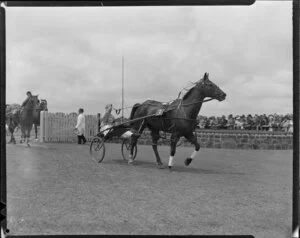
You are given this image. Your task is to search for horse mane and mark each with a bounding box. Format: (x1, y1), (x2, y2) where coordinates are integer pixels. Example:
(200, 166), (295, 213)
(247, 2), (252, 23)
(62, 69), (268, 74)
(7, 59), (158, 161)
(182, 86), (196, 100)
(181, 80), (201, 100)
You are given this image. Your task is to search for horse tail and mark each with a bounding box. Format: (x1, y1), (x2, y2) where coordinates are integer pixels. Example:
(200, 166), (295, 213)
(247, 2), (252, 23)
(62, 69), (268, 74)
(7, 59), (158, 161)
(129, 103), (141, 120)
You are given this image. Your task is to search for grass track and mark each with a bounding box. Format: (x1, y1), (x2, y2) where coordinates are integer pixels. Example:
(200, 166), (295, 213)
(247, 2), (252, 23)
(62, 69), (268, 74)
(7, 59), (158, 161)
(6, 142), (292, 237)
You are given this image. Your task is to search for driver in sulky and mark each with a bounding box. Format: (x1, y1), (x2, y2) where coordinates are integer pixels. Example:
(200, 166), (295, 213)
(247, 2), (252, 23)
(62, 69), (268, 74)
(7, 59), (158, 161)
(100, 104), (115, 137)
(100, 104), (136, 139)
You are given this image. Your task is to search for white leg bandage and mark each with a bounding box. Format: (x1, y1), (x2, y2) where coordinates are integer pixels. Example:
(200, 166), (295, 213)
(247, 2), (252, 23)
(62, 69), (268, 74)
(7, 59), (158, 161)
(292, 226), (299, 238)
(128, 154), (134, 164)
(168, 156), (174, 167)
(190, 150), (197, 159)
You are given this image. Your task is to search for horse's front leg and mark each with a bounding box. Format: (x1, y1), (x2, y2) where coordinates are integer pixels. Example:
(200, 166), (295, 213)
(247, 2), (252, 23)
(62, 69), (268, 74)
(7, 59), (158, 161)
(168, 133), (180, 170)
(20, 127), (25, 144)
(151, 130), (164, 169)
(34, 124), (38, 140)
(26, 127), (31, 147)
(184, 132), (200, 167)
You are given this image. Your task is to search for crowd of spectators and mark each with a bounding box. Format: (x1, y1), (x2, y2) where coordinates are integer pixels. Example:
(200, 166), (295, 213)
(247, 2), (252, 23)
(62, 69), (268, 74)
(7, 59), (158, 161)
(197, 113), (293, 132)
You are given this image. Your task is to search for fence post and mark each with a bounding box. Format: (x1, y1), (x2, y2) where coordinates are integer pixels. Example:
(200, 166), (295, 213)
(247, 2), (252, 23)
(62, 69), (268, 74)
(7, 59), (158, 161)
(40, 111), (44, 143)
(94, 114), (97, 138)
(84, 115), (87, 139)
(44, 111), (49, 142)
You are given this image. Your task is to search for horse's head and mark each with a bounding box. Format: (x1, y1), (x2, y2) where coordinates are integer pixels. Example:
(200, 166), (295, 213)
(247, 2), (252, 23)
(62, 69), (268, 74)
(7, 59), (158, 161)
(27, 95), (39, 110)
(39, 99), (48, 111)
(197, 73), (226, 101)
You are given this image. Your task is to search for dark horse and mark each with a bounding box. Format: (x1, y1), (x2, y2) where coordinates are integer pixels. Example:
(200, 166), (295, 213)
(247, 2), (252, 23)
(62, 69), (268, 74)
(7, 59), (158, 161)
(6, 98), (47, 143)
(19, 95), (39, 146)
(128, 72), (226, 169)
(6, 95), (39, 146)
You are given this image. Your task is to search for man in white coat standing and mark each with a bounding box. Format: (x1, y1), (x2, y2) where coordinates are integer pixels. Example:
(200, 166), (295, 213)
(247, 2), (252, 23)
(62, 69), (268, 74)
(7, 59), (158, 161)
(75, 108), (87, 144)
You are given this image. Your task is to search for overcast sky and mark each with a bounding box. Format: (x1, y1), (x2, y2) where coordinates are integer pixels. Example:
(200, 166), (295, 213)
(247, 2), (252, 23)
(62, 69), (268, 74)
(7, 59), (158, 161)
(5, 1), (292, 117)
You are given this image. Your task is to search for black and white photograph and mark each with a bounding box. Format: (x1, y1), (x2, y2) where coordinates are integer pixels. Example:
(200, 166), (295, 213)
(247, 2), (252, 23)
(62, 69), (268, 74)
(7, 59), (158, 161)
(3, 1), (296, 237)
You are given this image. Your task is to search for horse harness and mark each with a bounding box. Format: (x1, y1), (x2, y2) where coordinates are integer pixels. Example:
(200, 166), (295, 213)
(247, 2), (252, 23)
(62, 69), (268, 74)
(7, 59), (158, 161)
(153, 97), (214, 132)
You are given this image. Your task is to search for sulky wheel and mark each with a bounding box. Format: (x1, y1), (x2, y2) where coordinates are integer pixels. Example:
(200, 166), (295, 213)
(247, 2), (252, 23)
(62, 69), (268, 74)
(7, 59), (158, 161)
(90, 136), (106, 163)
(121, 138), (137, 161)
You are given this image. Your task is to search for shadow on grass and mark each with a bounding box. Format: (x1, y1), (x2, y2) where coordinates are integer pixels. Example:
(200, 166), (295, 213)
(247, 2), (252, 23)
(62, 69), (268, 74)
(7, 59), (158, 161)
(102, 159), (245, 175)
(103, 159), (157, 168)
(170, 166), (245, 175)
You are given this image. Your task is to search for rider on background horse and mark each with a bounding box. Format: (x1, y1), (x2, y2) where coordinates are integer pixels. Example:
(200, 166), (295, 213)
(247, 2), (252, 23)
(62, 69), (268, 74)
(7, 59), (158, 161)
(21, 91), (33, 109)
(21, 91), (43, 112)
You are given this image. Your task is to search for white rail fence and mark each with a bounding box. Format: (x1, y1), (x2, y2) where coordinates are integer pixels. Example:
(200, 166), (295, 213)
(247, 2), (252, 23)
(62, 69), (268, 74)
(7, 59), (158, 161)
(40, 112), (100, 143)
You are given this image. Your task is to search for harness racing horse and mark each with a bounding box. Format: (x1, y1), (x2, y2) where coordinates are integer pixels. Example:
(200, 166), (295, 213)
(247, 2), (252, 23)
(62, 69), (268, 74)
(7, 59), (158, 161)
(19, 95), (39, 147)
(128, 72), (226, 169)
(33, 99), (48, 140)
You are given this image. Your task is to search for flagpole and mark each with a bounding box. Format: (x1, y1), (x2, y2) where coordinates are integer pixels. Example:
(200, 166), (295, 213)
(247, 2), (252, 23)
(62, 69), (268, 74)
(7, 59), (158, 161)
(122, 55), (124, 122)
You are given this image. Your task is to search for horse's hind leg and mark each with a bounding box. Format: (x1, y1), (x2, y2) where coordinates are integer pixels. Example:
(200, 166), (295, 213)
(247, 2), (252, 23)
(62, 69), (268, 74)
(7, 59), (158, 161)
(184, 132), (200, 167)
(9, 131), (16, 144)
(128, 121), (146, 165)
(34, 124), (38, 140)
(7, 123), (15, 144)
(8, 127), (13, 144)
(11, 133), (16, 144)
(151, 130), (164, 169)
(168, 133), (180, 170)
(128, 134), (138, 164)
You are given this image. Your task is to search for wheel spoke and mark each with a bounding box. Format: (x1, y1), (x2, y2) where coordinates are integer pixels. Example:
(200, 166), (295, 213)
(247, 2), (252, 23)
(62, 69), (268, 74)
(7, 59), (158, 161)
(90, 137), (105, 163)
(125, 143), (130, 150)
(94, 142), (103, 151)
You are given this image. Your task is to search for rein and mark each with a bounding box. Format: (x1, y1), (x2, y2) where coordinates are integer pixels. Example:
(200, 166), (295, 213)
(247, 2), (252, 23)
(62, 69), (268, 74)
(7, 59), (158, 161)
(162, 98), (215, 128)
(178, 98), (214, 107)
(164, 117), (199, 123)
(114, 98), (214, 114)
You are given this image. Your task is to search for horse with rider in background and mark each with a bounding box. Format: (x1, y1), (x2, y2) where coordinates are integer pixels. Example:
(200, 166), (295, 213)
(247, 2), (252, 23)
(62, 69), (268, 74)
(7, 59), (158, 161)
(6, 91), (47, 145)
(6, 90), (34, 144)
